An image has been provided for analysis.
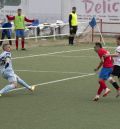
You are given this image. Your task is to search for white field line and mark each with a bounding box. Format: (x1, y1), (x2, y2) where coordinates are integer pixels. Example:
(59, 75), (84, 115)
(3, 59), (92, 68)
(12, 48), (93, 60)
(46, 55), (97, 58)
(12, 46), (115, 60)
(10, 73), (95, 92)
(15, 69), (92, 74)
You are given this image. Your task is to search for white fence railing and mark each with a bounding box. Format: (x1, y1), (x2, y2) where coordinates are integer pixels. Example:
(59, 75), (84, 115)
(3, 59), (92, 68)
(0, 21), (90, 42)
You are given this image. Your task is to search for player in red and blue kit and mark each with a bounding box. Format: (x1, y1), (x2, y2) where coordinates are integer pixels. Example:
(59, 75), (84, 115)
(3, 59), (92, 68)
(93, 42), (113, 101)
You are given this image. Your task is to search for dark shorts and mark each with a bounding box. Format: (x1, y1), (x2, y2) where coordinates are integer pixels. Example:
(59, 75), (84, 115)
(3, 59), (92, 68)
(2, 30), (11, 38)
(16, 30), (25, 37)
(111, 65), (120, 78)
(70, 26), (77, 35)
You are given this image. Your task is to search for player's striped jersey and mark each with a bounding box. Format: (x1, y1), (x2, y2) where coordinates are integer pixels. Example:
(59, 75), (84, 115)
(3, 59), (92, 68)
(113, 46), (120, 66)
(0, 51), (13, 73)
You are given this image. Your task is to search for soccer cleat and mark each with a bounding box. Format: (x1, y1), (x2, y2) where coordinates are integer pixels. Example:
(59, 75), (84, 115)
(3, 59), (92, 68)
(29, 85), (35, 92)
(103, 88), (111, 97)
(116, 88), (120, 98)
(93, 95), (100, 101)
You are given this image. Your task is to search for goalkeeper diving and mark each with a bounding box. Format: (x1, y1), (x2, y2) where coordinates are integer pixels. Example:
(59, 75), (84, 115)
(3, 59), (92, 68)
(0, 43), (35, 96)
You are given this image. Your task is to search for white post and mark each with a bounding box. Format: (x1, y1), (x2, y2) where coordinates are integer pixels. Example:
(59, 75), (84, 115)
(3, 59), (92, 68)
(97, 25), (105, 45)
(53, 26), (56, 40)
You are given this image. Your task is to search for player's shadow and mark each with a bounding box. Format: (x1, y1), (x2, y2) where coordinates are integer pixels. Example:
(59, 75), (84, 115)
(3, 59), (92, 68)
(1, 91), (36, 98)
(89, 97), (120, 104)
(1, 88), (43, 98)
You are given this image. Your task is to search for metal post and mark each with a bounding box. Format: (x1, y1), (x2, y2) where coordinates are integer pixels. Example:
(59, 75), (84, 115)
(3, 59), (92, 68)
(92, 28), (94, 43)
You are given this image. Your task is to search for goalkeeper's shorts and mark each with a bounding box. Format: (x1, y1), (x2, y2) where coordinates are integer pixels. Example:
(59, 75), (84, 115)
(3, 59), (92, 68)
(2, 70), (17, 83)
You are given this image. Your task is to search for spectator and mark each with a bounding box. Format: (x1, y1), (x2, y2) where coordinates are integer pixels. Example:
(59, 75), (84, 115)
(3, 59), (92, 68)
(0, 19), (12, 46)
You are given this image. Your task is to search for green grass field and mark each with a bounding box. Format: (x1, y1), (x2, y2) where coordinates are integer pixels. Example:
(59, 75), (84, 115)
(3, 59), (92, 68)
(0, 43), (120, 129)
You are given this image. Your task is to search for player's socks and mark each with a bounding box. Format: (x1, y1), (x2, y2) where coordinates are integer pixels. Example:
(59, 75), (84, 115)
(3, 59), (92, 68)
(111, 82), (120, 90)
(69, 37), (72, 45)
(16, 38), (18, 50)
(21, 38), (25, 49)
(17, 77), (32, 90)
(70, 37), (74, 45)
(99, 80), (111, 97)
(110, 82), (120, 97)
(99, 80), (107, 89)
(97, 85), (104, 95)
(96, 80), (106, 96)
(72, 37), (74, 44)
(0, 84), (15, 94)
(94, 82), (105, 101)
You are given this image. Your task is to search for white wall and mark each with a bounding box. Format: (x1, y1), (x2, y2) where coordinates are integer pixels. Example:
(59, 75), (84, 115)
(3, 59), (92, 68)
(72, 0), (120, 22)
(61, 0), (72, 22)
(1, 0), (120, 22)
(26, 0), (62, 23)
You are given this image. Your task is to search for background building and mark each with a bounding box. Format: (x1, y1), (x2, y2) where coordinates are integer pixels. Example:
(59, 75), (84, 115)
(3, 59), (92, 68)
(0, 0), (120, 33)
(1, 0), (120, 22)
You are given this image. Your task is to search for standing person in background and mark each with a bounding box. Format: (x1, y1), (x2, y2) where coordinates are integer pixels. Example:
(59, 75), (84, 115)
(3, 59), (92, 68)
(7, 8), (35, 50)
(69, 7), (78, 45)
(0, 19), (12, 46)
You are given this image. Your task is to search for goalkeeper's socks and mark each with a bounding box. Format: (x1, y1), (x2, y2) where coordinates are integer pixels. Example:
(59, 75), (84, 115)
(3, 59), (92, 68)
(17, 76), (31, 90)
(112, 82), (120, 90)
(0, 84), (15, 94)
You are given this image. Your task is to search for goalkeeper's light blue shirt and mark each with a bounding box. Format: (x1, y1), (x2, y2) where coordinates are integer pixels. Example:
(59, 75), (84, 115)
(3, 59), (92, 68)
(0, 51), (13, 74)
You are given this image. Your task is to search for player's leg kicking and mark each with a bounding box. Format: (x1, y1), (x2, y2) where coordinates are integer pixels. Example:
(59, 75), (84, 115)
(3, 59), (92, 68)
(16, 74), (35, 91)
(0, 71), (35, 96)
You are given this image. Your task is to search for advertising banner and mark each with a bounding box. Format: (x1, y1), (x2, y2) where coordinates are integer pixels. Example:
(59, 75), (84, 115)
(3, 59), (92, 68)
(73, 0), (120, 21)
